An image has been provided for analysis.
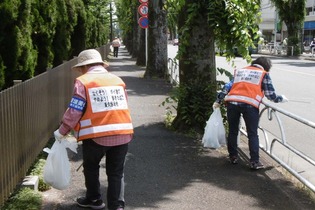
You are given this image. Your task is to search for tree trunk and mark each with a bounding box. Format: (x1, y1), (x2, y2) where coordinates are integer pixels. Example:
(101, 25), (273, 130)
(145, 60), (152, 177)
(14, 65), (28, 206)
(132, 7), (139, 58)
(136, 27), (146, 66)
(286, 22), (302, 56)
(172, 1), (217, 132)
(145, 0), (167, 78)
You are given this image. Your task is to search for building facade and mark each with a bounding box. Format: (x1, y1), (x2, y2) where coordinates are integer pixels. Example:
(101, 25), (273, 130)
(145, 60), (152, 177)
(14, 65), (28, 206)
(260, 0), (315, 46)
(304, 0), (315, 45)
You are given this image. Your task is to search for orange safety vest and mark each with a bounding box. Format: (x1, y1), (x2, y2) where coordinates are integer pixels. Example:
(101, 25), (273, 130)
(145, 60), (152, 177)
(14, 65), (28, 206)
(74, 70), (133, 141)
(225, 66), (266, 108)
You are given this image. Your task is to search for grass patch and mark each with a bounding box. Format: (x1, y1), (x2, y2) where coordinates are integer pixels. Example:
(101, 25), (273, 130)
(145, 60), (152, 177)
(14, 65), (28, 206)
(1, 138), (55, 209)
(1, 188), (42, 210)
(26, 138), (54, 192)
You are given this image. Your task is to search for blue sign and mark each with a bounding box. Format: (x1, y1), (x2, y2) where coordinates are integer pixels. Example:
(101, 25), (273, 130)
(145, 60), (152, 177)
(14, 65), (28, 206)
(304, 21), (315, 30)
(138, 16), (148, 29)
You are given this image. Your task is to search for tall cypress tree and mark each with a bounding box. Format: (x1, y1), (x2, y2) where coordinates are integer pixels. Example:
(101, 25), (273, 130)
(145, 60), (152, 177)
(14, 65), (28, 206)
(0, 0), (111, 90)
(0, 0), (37, 89)
(70, 0), (87, 57)
(52, 0), (74, 66)
(31, 0), (57, 75)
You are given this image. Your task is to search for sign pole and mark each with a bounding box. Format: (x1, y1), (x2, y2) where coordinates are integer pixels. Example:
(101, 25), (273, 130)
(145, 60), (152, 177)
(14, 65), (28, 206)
(146, 28), (148, 66)
(138, 0), (149, 66)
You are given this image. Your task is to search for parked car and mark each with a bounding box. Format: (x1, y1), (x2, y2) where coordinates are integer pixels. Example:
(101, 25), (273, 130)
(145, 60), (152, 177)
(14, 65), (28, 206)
(233, 46), (256, 56)
(216, 46), (255, 56)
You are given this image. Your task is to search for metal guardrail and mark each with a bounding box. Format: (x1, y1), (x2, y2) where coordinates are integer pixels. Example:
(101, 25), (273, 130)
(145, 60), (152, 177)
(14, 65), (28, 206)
(167, 58), (179, 85)
(167, 57), (315, 193)
(258, 44), (294, 56)
(240, 101), (315, 193)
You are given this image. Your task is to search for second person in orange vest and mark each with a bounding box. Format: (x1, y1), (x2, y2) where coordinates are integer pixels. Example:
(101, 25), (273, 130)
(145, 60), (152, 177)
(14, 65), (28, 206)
(213, 57), (288, 170)
(54, 49), (133, 210)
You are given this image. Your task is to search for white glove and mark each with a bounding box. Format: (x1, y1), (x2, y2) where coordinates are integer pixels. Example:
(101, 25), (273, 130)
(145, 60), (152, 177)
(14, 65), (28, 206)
(212, 102), (220, 110)
(54, 129), (64, 141)
(281, 95), (289, 103)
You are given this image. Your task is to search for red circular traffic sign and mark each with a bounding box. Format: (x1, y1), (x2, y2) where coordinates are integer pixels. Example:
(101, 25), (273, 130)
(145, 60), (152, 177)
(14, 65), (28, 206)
(139, 0), (148, 3)
(138, 3), (148, 16)
(138, 16), (148, 29)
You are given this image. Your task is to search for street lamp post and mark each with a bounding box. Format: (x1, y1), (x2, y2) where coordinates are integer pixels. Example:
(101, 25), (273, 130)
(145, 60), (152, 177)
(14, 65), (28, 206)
(110, 1), (113, 41)
(274, 9), (278, 55)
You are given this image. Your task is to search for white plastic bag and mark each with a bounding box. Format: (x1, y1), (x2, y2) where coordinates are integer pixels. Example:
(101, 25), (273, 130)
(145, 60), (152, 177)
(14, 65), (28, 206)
(43, 136), (77, 190)
(202, 108), (226, 149)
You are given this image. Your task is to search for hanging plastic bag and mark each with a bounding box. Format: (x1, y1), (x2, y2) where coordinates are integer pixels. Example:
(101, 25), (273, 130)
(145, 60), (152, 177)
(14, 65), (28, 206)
(202, 108), (226, 149)
(43, 136), (77, 190)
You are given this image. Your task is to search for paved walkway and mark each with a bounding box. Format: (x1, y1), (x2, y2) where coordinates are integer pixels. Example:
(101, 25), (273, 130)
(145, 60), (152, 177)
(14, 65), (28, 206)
(41, 46), (315, 210)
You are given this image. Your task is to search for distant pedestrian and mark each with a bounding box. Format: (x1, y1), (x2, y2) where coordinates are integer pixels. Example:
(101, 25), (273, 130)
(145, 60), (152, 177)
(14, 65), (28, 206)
(54, 49), (133, 210)
(282, 38), (288, 47)
(310, 38), (315, 53)
(112, 37), (121, 57)
(213, 57), (288, 170)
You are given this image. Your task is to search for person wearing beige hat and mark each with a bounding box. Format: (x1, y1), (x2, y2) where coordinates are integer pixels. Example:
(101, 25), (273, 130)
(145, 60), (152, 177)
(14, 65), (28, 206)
(54, 49), (133, 210)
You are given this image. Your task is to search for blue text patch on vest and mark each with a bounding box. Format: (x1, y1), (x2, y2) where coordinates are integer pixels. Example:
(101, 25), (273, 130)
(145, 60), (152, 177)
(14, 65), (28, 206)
(69, 97), (86, 111)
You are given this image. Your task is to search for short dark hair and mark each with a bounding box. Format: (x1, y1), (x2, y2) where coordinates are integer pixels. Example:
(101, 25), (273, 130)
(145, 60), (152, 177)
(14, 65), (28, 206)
(251, 57), (272, 72)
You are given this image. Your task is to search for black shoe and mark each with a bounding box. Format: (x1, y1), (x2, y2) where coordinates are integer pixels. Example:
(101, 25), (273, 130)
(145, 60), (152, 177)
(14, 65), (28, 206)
(250, 161), (264, 170)
(229, 156), (238, 164)
(76, 197), (105, 209)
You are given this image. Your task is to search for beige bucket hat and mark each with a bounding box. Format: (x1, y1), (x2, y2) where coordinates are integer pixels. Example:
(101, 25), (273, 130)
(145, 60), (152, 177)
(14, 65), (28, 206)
(72, 49), (109, 69)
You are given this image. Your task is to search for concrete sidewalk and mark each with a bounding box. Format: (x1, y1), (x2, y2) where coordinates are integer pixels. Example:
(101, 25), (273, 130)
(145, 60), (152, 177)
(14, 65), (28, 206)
(41, 46), (315, 210)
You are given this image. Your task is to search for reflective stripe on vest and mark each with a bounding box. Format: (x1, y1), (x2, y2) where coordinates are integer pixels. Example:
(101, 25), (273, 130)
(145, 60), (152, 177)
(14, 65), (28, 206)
(74, 68), (133, 141)
(79, 123), (133, 137)
(225, 66), (266, 108)
(225, 95), (261, 107)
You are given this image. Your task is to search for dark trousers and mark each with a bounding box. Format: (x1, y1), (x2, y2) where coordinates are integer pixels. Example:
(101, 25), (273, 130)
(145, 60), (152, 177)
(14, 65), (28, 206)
(226, 103), (260, 162)
(82, 139), (128, 210)
(113, 47), (119, 57)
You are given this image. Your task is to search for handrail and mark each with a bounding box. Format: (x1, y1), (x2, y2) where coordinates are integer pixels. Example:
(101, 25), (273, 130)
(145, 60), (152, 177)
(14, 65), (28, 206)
(240, 101), (315, 192)
(259, 44), (294, 56)
(167, 58), (179, 85)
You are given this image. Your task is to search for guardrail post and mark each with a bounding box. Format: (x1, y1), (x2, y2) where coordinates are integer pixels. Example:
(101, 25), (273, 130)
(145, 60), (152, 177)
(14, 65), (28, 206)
(291, 46), (294, 56)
